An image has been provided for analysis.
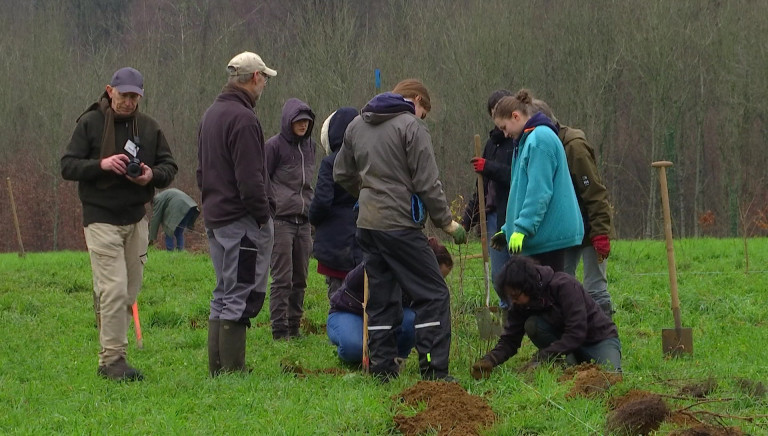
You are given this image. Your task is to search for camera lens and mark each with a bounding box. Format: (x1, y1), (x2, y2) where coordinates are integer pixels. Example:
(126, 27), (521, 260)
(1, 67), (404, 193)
(126, 157), (142, 178)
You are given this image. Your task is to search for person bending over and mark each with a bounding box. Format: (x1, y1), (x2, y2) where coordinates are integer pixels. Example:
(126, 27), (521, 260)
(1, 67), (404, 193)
(471, 256), (621, 380)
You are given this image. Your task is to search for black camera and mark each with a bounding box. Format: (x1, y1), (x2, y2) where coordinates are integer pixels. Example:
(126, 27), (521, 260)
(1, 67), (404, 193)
(126, 155), (142, 178)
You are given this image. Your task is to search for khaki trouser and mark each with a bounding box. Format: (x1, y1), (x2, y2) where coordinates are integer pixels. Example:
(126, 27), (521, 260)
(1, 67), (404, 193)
(84, 218), (148, 366)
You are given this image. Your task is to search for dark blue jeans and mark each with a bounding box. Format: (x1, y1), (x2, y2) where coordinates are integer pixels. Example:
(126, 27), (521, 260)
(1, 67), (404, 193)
(487, 212), (511, 309)
(524, 315), (622, 371)
(165, 208), (196, 251)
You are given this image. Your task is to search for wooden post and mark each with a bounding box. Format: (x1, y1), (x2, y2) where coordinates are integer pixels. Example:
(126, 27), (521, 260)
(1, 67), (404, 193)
(362, 270), (370, 374)
(6, 177), (25, 257)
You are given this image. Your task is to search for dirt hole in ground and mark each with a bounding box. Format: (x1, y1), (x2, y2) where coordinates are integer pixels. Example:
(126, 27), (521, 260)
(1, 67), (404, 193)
(735, 377), (766, 398)
(678, 377), (717, 398)
(279, 359), (348, 377)
(558, 363), (623, 398)
(393, 380), (495, 436)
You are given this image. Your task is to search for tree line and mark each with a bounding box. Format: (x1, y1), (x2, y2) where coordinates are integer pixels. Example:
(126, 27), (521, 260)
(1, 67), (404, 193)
(1, 0), (766, 252)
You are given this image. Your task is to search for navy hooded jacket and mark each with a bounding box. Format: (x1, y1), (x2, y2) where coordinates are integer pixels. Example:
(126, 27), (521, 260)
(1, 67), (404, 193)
(309, 107), (363, 272)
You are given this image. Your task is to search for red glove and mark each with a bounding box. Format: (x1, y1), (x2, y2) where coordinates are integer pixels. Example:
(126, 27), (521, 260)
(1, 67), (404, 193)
(591, 234), (610, 261)
(471, 157), (486, 172)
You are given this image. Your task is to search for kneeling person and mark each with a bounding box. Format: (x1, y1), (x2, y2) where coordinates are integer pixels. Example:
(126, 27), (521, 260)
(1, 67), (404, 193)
(327, 237), (453, 366)
(471, 256), (621, 380)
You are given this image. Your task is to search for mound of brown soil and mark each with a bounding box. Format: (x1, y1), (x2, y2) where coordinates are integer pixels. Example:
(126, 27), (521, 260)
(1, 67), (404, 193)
(608, 389), (657, 410)
(668, 424), (744, 435)
(558, 363), (623, 398)
(605, 392), (669, 436)
(393, 381), (495, 436)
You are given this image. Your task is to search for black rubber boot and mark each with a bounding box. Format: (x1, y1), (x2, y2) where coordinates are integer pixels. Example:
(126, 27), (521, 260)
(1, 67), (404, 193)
(272, 329), (290, 341)
(219, 320), (247, 373)
(208, 319), (221, 377)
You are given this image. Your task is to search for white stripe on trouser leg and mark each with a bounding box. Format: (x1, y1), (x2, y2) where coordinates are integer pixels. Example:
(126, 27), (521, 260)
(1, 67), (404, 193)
(414, 321), (441, 329)
(368, 325), (392, 331)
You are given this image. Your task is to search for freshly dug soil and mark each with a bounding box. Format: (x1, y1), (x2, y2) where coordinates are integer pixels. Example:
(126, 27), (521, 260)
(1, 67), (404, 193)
(558, 363), (623, 398)
(393, 380), (495, 436)
(605, 391), (669, 436)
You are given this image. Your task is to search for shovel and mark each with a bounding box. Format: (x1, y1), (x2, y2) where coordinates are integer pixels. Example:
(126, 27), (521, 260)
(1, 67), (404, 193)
(362, 271), (370, 374)
(472, 134), (503, 339)
(652, 161), (693, 357)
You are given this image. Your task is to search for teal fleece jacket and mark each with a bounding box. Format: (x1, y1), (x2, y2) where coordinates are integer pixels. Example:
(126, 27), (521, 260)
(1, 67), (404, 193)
(501, 114), (583, 255)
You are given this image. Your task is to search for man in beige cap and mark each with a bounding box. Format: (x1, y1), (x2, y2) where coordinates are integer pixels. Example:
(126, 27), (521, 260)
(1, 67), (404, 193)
(197, 52), (277, 375)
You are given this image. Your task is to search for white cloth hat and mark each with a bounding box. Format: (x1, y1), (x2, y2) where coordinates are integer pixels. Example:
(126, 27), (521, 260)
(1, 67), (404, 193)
(227, 51), (277, 77)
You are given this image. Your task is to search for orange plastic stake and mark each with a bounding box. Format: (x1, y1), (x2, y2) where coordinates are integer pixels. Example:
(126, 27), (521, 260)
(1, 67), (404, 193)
(132, 302), (143, 349)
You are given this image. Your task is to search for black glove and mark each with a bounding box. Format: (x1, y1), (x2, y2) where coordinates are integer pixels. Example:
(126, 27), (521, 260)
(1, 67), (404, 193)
(490, 231), (506, 251)
(470, 357), (495, 380)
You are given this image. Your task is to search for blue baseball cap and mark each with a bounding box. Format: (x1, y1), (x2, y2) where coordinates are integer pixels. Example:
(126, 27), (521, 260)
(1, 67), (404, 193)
(110, 67), (144, 96)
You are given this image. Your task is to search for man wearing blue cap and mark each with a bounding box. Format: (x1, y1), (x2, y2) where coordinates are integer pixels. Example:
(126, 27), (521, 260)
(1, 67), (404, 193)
(61, 67), (178, 381)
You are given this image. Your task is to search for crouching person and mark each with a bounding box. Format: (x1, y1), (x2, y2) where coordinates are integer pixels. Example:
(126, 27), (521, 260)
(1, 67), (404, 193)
(471, 256), (621, 380)
(327, 237), (453, 366)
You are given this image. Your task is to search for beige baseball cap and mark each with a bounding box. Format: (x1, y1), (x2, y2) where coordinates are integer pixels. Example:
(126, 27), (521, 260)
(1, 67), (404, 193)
(227, 51), (277, 77)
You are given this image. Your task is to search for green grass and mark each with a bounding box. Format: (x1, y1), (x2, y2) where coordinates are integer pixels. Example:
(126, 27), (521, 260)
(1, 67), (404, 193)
(1, 239), (767, 435)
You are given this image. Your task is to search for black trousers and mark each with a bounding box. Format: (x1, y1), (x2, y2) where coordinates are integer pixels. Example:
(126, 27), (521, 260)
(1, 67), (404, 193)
(358, 228), (452, 378)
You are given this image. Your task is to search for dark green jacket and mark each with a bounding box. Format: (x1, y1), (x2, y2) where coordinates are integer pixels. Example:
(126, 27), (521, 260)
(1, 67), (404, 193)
(149, 188), (199, 240)
(559, 125), (615, 244)
(61, 103), (177, 226)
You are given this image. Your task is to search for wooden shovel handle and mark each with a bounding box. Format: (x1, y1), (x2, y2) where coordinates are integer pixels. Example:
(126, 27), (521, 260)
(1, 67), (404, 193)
(362, 270), (370, 374)
(474, 134), (491, 307)
(652, 161), (683, 330)
(6, 177), (25, 257)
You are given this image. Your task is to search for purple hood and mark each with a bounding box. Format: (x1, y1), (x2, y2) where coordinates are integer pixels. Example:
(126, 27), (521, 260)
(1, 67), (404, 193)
(279, 98), (316, 143)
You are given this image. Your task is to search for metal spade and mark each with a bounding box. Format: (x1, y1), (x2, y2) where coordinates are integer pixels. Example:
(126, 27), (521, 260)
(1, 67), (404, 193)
(652, 161), (693, 356)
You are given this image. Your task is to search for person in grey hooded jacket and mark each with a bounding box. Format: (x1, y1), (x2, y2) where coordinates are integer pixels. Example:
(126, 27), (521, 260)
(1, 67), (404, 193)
(266, 98), (316, 340)
(334, 79), (466, 382)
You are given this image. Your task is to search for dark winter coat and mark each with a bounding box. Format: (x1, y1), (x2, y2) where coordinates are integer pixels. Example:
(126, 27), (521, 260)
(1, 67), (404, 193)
(558, 125), (615, 244)
(266, 98), (316, 222)
(309, 108), (362, 272)
(485, 264), (618, 366)
(462, 127), (516, 229)
(328, 260), (412, 316)
(196, 86), (274, 228)
(61, 95), (177, 226)
(334, 92), (453, 231)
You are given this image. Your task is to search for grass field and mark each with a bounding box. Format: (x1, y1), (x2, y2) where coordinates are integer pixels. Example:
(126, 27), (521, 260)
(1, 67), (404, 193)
(1, 238), (767, 435)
